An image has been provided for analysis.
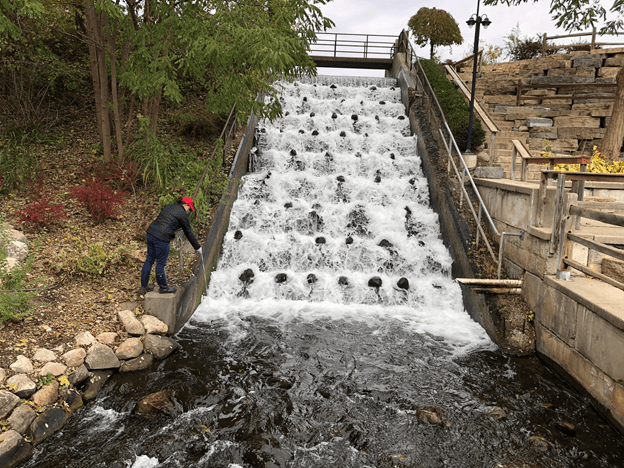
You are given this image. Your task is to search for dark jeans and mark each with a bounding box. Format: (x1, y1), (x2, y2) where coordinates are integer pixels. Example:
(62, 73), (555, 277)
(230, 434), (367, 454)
(141, 233), (170, 287)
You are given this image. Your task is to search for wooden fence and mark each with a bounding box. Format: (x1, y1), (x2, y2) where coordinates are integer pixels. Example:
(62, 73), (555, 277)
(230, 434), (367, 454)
(542, 27), (624, 56)
(538, 170), (624, 291)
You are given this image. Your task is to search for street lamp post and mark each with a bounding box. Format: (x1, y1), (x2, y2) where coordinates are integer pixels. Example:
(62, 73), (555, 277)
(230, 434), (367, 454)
(465, 0), (491, 154)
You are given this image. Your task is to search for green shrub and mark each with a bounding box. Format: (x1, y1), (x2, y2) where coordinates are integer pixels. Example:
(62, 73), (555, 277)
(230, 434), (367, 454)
(0, 132), (37, 193)
(0, 253), (38, 323)
(420, 59), (485, 153)
(52, 239), (139, 279)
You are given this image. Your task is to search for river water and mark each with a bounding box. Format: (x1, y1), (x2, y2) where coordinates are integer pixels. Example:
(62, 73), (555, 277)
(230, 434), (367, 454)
(23, 77), (623, 468)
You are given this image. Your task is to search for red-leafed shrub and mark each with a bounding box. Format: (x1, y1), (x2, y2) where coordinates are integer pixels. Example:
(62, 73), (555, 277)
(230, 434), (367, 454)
(70, 178), (127, 223)
(16, 195), (68, 228)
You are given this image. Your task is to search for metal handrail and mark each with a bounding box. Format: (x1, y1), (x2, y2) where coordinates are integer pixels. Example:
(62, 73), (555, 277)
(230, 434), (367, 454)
(310, 32), (397, 59)
(406, 37), (524, 279)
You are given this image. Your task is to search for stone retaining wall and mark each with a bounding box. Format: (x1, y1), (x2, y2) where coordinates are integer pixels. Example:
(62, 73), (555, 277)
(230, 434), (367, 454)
(460, 49), (624, 158)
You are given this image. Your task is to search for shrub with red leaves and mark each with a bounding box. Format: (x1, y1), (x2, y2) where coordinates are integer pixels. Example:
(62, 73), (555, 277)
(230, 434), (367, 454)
(94, 162), (139, 192)
(16, 195), (68, 228)
(70, 178), (127, 223)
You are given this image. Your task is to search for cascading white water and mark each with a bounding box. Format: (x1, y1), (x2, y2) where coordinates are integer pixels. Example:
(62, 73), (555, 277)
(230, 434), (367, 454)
(192, 76), (492, 353)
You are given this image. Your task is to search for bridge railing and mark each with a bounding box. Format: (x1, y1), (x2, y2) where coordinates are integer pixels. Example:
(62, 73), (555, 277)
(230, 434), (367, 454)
(405, 34), (524, 279)
(309, 32), (397, 59)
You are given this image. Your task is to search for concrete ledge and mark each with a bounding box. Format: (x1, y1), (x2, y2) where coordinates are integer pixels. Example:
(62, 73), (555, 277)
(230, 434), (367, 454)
(543, 275), (624, 331)
(144, 290), (182, 336)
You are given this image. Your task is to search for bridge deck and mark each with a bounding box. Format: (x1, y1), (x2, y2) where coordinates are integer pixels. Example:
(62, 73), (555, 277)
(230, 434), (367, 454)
(309, 56), (394, 70)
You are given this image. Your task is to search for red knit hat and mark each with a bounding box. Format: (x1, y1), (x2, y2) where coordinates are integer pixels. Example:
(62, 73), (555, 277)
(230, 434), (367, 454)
(182, 196), (195, 212)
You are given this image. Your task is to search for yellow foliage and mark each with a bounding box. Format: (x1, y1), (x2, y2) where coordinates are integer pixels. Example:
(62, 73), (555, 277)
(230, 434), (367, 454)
(545, 146), (624, 174)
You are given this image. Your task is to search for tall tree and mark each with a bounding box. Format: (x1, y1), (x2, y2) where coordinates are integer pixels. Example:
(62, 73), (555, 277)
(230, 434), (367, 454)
(485, 0), (624, 161)
(408, 7), (463, 60)
(81, 0), (334, 164)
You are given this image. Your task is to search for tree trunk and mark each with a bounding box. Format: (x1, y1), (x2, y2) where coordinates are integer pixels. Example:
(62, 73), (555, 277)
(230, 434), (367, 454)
(85, 0), (112, 163)
(600, 67), (624, 162)
(430, 42), (434, 60)
(107, 21), (124, 163)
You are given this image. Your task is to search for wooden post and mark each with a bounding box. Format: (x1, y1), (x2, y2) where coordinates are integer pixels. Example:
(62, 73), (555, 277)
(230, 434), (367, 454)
(550, 174), (567, 255)
(542, 33), (547, 57)
(536, 172), (548, 227)
(591, 26), (597, 51)
(574, 165), (587, 230)
(521, 157), (528, 182)
(555, 198), (573, 274)
(511, 146), (517, 181)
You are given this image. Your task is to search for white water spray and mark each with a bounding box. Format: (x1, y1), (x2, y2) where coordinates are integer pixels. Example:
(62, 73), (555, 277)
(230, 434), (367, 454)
(193, 76), (493, 354)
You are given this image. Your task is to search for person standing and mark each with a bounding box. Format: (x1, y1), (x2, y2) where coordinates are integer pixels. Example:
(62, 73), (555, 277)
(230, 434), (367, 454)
(140, 196), (202, 294)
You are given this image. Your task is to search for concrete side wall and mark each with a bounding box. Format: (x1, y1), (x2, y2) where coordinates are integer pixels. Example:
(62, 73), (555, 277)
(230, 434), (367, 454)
(524, 273), (624, 431)
(145, 111), (260, 335)
(390, 54), (498, 343)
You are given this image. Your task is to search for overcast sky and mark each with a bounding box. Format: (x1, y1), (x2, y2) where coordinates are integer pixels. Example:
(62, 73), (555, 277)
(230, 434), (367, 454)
(316, 0), (617, 76)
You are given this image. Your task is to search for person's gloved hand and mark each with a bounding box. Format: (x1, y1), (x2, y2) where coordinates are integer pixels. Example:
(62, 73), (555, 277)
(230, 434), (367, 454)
(197, 247), (203, 256)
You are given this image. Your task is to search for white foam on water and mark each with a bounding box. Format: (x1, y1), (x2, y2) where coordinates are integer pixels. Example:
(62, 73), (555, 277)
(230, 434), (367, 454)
(193, 76), (494, 356)
(128, 455), (159, 468)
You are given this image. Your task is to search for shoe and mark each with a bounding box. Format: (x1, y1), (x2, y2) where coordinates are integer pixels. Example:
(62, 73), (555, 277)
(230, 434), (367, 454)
(159, 286), (177, 294)
(139, 286), (154, 294)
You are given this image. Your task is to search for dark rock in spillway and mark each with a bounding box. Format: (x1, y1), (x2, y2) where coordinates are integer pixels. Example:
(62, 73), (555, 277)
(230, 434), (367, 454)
(379, 101), (386, 105)
(331, 112), (338, 119)
(284, 202), (293, 209)
(309, 210), (324, 231)
(290, 149), (297, 156)
(370, 86), (377, 91)
(346, 236), (354, 245)
(310, 112), (315, 117)
(355, 152), (362, 158)
(390, 153), (395, 160)
(351, 114), (358, 121)
(312, 130), (319, 136)
(315, 237), (326, 245)
(234, 230), (243, 240)
(409, 178), (416, 185)
(239, 269), (255, 283)
(307, 273), (317, 284)
(397, 278), (410, 290)
(338, 276), (349, 286)
(378, 239), (393, 249)
(340, 131), (346, 137)
(368, 276), (382, 288)
(398, 115), (405, 120)
(374, 173), (381, 183)
(330, 84), (337, 89)
(347, 205), (369, 237)
(303, 97), (307, 102)
(299, 129), (305, 134)
(337, 175), (345, 183)
(275, 273), (288, 284)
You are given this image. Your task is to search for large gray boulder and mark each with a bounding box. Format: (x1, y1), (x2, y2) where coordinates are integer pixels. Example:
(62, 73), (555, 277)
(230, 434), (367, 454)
(9, 356), (33, 374)
(120, 354), (154, 373)
(67, 364), (90, 387)
(31, 380), (59, 407)
(61, 348), (87, 368)
(30, 408), (69, 444)
(85, 343), (120, 370)
(118, 310), (145, 335)
(115, 338), (144, 360)
(0, 430), (32, 468)
(7, 404), (37, 435)
(82, 370), (114, 401)
(6, 374), (36, 399)
(0, 390), (20, 419)
(143, 334), (179, 360)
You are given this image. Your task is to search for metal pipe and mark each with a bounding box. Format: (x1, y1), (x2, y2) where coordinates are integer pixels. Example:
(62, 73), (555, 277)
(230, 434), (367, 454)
(472, 287), (522, 295)
(457, 278), (522, 286)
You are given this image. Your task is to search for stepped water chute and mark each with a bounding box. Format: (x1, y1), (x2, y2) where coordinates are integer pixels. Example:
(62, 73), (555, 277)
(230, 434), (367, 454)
(193, 76), (493, 353)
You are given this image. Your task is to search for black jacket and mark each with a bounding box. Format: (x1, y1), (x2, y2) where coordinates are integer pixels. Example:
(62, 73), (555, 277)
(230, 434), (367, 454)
(147, 204), (201, 250)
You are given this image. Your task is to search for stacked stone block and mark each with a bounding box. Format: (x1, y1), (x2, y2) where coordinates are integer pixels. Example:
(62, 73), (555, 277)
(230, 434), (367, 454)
(457, 49), (624, 180)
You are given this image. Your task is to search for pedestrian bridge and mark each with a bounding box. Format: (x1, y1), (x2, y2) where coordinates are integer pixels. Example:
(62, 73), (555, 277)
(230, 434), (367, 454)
(308, 32), (396, 69)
